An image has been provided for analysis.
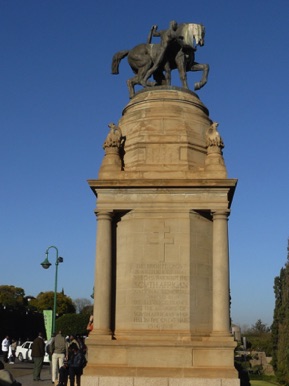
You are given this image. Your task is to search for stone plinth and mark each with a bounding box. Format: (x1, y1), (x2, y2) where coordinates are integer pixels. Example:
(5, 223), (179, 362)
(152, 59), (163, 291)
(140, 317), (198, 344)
(83, 87), (239, 385)
(82, 377), (239, 386)
(98, 87), (227, 180)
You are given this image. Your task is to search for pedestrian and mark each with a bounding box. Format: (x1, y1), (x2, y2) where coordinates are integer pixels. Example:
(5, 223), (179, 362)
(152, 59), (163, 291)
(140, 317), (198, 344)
(10, 340), (17, 363)
(31, 332), (45, 381)
(68, 343), (87, 386)
(86, 315), (93, 334)
(68, 335), (79, 350)
(0, 360), (22, 385)
(7, 343), (14, 364)
(57, 358), (69, 386)
(76, 336), (87, 357)
(45, 333), (56, 362)
(45, 333), (55, 379)
(1, 336), (9, 363)
(51, 331), (68, 384)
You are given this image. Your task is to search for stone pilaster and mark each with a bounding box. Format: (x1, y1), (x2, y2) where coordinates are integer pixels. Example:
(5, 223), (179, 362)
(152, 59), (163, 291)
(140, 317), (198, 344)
(211, 210), (231, 335)
(91, 211), (113, 338)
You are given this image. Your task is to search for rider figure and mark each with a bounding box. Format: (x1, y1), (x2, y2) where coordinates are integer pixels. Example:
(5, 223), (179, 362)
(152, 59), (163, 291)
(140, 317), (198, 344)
(142, 20), (178, 86)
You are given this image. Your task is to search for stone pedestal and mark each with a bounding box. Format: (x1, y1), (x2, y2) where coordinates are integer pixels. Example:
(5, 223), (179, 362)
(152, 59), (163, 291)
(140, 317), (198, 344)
(84, 87), (239, 386)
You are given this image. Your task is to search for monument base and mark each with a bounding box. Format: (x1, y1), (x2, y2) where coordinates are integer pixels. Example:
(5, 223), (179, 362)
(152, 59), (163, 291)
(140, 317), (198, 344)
(82, 376), (240, 386)
(82, 335), (239, 385)
(86, 87), (239, 386)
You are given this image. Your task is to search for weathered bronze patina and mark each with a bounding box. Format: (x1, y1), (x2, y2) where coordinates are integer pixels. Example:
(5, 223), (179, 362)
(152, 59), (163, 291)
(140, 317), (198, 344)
(112, 21), (209, 98)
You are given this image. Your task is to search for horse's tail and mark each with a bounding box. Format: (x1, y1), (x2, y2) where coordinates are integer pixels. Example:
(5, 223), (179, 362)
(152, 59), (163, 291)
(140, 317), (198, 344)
(111, 50), (129, 74)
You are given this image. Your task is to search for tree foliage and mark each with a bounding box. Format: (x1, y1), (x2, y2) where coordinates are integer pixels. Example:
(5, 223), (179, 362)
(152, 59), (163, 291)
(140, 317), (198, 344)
(56, 313), (90, 336)
(245, 333), (273, 356)
(81, 304), (93, 316)
(73, 298), (92, 314)
(0, 285), (26, 310)
(0, 309), (45, 342)
(0, 285), (95, 341)
(242, 319), (272, 355)
(271, 239), (289, 385)
(248, 319), (270, 334)
(29, 291), (76, 315)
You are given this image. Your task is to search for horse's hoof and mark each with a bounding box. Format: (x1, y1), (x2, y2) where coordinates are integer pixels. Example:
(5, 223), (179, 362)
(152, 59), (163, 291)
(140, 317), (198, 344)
(194, 82), (201, 91)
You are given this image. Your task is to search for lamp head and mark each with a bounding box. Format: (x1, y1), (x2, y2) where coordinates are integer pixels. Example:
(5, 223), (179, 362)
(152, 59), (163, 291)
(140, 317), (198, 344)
(41, 256), (51, 269)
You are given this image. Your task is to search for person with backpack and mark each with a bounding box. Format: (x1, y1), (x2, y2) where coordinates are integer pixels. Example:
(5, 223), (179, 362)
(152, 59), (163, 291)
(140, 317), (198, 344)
(45, 333), (55, 356)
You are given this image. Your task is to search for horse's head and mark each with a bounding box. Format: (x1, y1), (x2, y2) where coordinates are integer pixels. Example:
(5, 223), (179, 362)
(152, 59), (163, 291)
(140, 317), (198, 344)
(194, 24), (206, 47)
(178, 23), (205, 48)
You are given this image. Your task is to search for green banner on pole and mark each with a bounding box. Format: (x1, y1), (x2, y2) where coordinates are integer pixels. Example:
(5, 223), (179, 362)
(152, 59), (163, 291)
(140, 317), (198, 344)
(43, 310), (53, 340)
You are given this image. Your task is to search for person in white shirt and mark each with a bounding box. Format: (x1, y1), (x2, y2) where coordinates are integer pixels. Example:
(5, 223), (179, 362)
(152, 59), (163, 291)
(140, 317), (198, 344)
(1, 336), (9, 363)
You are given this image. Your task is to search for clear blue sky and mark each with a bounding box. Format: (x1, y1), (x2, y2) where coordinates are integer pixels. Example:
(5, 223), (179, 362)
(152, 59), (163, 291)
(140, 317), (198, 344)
(1, 0), (289, 329)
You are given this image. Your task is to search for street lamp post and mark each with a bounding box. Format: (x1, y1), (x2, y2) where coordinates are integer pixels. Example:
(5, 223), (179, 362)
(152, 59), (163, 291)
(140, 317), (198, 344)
(41, 245), (63, 334)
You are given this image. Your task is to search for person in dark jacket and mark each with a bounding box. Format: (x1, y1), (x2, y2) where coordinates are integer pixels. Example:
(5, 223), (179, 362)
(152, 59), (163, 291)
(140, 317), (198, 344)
(57, 359), (69, 386)
(31, 332), (45, 381)
(68, 344), (86, 386)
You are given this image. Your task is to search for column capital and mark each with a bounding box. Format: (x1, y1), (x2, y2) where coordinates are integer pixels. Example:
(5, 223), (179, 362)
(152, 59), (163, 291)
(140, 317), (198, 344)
(211, 209), (230, 218)
(94, 210), (113, 220)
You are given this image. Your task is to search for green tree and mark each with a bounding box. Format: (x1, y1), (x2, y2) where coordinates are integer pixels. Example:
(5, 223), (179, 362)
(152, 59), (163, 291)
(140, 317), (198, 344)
(0, 285), (26, 310)
(245, 334), (273, 355)
(81, 304), (93, 316)
(249, 319), (270, 334)
(243, 319), (272, 355)
(73, 298), (92, 314)
(271, 239), (289, 385)
(30, 291), (76, 316)
(56, 313), (90, 336)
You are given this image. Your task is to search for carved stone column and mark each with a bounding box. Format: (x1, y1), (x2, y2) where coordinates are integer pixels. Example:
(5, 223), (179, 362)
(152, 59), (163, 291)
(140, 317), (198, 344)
(92, 211), (113, 337)
(211, 210), (231, 335)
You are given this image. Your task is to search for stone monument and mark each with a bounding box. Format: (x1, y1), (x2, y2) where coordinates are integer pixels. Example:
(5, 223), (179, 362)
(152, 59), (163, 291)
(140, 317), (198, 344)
(83, 21), (239, 386)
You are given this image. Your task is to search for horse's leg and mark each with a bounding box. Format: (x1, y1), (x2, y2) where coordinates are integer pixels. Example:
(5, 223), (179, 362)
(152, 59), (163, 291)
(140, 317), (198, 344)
(141, 52), (165, 85)
(127, 52), (154, 97)
(153, 69), (166, 86)
(127, 73), (154, 98)
(191, 62), (210, 90)
(128, 46), (155, 88)
(139, 62), (156, 87)
(163, 62), (171, 85)
(127, 76), (138, 99)
(175, 53), (188, 89)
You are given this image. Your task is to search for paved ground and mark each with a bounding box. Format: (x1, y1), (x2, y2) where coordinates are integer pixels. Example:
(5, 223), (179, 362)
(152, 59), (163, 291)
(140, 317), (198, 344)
(250, 381), (279, 385)
(16, 367), (52, 386)
(3, 361), (53, 386)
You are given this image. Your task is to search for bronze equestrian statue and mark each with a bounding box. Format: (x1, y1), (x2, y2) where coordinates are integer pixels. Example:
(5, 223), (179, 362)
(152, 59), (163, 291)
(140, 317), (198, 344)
(111, 21), (209, 98)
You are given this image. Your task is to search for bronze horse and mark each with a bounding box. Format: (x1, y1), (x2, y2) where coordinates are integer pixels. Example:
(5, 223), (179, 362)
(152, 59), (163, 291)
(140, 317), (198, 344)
(111, 23), (209, 98)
